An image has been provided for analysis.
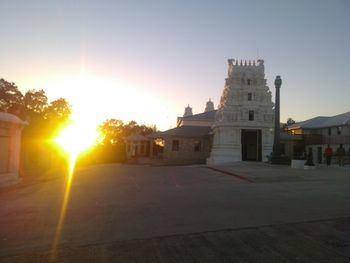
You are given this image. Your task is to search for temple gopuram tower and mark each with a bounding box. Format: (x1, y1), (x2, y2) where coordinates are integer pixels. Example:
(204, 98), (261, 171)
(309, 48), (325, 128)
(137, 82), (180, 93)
(207, 59), (274, 164)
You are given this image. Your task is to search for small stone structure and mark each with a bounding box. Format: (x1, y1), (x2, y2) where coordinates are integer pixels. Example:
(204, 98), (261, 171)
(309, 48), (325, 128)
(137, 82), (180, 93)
(0, 112), (27, 186)
(125, 134), (151, 159)
(156, 125), (213, 164)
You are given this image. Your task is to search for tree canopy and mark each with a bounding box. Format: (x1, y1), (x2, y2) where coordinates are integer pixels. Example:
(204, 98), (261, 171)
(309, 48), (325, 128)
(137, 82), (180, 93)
(83, 119), (158, 164)
(0, 78), (72, 125)
(99, 119), (157, 146)
(24, 89), (48, 114)
(0, 78), (23, 114)
(286, 118), (296, 125)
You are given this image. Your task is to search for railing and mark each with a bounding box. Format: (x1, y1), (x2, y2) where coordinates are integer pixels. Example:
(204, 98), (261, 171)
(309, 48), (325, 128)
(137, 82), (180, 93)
(302, 134), (323, 145)
(302, 134), (350, 145)
(324, 135), (350, 145)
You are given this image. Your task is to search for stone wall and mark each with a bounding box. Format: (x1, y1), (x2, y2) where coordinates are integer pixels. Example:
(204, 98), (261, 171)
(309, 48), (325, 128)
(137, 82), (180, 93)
(0, 119), (25, 186)
(163, 136), (212, 164)
(0, 126), (10, 173)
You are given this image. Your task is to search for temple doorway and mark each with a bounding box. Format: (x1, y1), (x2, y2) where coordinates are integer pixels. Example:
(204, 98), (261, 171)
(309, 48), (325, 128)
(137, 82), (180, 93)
(241, 129), (262, 161)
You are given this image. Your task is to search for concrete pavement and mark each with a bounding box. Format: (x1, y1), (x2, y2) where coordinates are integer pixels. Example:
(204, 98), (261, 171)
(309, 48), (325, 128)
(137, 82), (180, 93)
(0, 163), (349, 262)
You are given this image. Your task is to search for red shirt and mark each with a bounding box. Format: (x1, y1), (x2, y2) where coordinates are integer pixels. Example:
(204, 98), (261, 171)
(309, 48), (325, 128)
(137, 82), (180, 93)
(325, 147), (333, 157)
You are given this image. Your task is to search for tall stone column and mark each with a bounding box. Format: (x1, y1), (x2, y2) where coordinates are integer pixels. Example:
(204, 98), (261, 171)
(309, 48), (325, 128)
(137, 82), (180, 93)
(273, 76), (282, 157)
(271, 75), (291, 164)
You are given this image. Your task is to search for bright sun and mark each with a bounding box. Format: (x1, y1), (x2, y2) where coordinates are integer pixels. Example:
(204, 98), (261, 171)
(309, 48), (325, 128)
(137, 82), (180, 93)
(51, 120), (103, 258)
(54, 122), (102, 174)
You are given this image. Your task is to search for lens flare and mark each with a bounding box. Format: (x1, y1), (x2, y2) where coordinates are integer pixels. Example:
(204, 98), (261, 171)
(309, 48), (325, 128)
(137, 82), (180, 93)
(50, 122), (103, 260)
(54, 123), (102, 172)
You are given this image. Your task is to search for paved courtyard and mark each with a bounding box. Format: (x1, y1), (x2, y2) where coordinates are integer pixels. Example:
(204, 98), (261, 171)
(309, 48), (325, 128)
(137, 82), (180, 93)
(0, 163), (349, 262)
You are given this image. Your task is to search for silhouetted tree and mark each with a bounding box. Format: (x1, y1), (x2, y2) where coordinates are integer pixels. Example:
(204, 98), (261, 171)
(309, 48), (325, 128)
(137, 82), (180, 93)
(23, 89), (48, 122)
(137, 124), (157, 136)
(99, 119), (157, 146)
(122, 120), (137, 136)
(122, 121), (157, 137)
(0, 78), (24, 115)
(45, 98), (71, 120)
(92, 119), (157, 164)
(286, 118), (296, 125)
(99, 119), (124, 145)
(24, 89), (48, 114)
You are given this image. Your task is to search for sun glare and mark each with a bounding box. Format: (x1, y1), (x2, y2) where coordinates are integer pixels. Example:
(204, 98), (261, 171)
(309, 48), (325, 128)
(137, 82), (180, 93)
(54, 122), (102, 174)
(44, 73), (176, 131)
(50, 120), (103, 261)
(47, 72), (174, 260)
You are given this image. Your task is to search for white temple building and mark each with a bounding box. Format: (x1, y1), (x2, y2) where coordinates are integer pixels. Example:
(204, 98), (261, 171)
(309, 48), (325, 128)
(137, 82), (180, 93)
(142, 58), (276, 165)
(126, 58), (349, 165)
(207, 59), (274, 164)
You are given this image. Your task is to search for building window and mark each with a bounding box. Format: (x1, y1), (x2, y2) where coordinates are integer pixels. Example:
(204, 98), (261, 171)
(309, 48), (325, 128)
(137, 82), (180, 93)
(337, 127), (342, 135)
(172, 140), (179, 151)
(248, 93), (252, 101)
(328, 128), (331, 136)
(194, 140), (201, 152)
(247, 79), (251, 85)
(249, 110), (254, 121)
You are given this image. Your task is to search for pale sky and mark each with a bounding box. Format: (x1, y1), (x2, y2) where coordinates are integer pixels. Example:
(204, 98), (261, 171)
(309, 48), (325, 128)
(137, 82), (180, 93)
(1, 0), (349, 130)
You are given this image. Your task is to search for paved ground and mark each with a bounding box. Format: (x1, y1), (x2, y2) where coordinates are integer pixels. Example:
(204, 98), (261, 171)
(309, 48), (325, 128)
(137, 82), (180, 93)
(0, 163), (349, 262)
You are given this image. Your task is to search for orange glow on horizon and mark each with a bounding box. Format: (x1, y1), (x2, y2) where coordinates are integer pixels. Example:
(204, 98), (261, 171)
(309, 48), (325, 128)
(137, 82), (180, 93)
(43, 73), (177, 131)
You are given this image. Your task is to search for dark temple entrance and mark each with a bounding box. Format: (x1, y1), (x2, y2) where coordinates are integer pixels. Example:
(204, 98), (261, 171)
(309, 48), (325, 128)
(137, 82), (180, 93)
(241, 129), (262, 161)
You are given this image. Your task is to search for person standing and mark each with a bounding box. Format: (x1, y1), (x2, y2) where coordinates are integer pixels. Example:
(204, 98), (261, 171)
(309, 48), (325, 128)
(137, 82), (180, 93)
(324, 144), (333, 166)
(336, 144), (346, 166)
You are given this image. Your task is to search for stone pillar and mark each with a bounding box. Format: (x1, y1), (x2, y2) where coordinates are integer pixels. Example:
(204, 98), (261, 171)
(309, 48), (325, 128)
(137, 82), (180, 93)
(126, 142), (129, 158)
(273, 75), (282, 157)
(271, 76), (289, 164)
(137, 141), (141, 156)
(149, 140), (153, 158)
(262, 128), (273, 162)
(9, 126), (22, 174)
